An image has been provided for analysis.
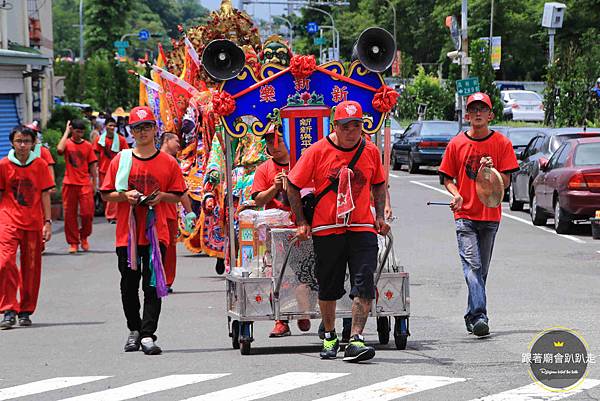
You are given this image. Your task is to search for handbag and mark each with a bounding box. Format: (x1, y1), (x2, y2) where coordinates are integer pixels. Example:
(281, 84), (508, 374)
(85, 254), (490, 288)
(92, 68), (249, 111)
(301, 138), (366, 224)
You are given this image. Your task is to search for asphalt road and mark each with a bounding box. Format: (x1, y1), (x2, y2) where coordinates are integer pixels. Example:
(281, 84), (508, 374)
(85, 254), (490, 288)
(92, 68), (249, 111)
(1, 168), (600, 401)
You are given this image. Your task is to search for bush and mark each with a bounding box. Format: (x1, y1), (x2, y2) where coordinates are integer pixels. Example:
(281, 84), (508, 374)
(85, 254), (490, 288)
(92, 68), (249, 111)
(396, 66), (455, 121)
(46, 105), (86, 132)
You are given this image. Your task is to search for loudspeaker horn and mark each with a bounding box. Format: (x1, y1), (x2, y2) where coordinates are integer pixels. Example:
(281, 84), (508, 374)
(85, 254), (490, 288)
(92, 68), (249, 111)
(351, 27), (396, 73)
(201, 39), (245, 81)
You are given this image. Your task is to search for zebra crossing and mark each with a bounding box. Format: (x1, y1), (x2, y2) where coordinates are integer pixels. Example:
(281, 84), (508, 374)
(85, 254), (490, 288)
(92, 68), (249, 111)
(0, 373), (598, 401)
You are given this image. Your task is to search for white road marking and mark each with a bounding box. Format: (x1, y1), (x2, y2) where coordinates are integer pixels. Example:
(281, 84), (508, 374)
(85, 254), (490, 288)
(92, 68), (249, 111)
(410, 181), (587, 244)
(0, 377), (109, 401)
(469, 379), (600, 400)
(58, 374), (228, 401)
(312, 375), (466, 401)
(180, 372), (347, 401)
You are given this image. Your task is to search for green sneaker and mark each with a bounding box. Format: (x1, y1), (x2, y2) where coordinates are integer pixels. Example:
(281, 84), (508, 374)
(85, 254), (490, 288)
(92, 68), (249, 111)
(343, 334), (375, 363)
(320, 334), (340, 359)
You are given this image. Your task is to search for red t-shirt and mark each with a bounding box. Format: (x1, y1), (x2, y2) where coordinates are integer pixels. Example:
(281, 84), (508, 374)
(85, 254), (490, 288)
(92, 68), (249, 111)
(439, 130), (519, 222)
(288, 136), (385, 236)
(251, 159), (291, 211)
(100, 150), (187, 247)
(40, 146), (55, 166)
(92, 134), (129, 174)
(0, 157), (55, 231)
(58, 138), (97, 185)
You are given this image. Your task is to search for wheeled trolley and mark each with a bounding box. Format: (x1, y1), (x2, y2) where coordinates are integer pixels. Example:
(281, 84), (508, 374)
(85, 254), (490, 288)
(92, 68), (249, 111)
(226, 228), (410, 355)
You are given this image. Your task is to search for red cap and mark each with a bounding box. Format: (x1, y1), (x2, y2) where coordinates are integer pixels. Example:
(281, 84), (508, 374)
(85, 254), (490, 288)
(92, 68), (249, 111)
(334, 100), (363, 123)
(25, 122), (40, 132)
(466, 92), (493, 109)
(128, 106), (156, 127)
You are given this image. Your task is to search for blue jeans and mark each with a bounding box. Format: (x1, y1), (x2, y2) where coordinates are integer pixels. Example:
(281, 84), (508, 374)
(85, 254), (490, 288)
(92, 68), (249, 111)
(455, 219), (499, 325)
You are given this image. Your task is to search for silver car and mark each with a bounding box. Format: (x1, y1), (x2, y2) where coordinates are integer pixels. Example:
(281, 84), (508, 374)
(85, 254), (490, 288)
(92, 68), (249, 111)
(501, 90), (545, 122)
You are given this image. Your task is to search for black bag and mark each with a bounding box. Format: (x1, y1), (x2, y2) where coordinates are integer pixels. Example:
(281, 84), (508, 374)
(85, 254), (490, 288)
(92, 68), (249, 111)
(300, 138), (366, 225)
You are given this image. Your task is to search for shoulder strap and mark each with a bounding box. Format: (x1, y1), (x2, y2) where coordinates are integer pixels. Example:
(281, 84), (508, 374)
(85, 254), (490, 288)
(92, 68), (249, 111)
(314, 138), (366, 203)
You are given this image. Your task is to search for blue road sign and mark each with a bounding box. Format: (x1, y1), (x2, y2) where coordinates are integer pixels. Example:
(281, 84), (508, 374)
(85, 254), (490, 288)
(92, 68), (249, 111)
(306, 22), (319, 35)
(138, 30), (150, 41)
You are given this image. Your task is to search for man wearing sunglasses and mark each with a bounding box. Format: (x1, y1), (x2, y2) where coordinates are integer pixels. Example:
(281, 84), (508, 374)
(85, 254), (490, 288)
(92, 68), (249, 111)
(101, 106), (187, 355)
(439, 92), (519, 337)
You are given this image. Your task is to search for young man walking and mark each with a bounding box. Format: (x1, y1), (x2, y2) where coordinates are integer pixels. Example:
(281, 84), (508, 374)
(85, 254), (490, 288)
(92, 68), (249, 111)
(439, 92), (519, 337)
(92, 117), (128, 223)
(251, 127), (311, 337)
(0, 126), (54, 329)
(101, 107), (187, 355)
(287, 100), (389, 362)
(57, 119), (98, 253)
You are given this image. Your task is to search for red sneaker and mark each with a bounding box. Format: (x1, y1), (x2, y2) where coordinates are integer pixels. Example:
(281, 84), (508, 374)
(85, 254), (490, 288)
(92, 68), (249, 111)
(297, 319), (311, 332)
(68, 244), (78, 254)
(81, 238), (90, 252)
(269, 320), (291, 337)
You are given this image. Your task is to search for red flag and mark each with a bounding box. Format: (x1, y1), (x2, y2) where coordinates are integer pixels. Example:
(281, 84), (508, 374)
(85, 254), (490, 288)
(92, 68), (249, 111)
(181, 38), (206, 91)
(152, 65), (200, 128)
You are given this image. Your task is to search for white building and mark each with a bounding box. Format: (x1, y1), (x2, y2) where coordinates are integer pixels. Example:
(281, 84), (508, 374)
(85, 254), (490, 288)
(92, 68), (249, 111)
(0, 0), (53, 156)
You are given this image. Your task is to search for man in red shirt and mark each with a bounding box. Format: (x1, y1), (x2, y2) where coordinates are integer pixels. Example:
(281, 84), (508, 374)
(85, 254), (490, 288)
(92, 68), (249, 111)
(57, 119), (98, 253)
(287, 100), (389, 363)
(101, 107), (187, 355)
(439, 92), (519, 337)
(0, 126), (54, 329)
(92, 117), (128, 223)
(251, 127), (311, 337)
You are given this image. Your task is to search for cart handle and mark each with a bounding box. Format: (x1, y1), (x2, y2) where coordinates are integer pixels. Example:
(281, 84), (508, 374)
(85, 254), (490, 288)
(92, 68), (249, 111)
(274, 236), (299, 298)
(374, 232), (394, 287)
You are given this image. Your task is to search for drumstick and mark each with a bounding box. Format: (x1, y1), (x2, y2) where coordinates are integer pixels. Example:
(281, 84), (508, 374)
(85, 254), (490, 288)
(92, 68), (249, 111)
(427, 201), (451, 206)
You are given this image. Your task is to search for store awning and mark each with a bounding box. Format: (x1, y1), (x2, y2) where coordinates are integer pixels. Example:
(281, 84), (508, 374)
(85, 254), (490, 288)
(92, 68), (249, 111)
(0, 49), (50, 67)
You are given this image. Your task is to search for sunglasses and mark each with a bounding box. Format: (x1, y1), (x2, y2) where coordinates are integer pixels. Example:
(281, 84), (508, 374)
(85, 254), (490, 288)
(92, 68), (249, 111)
(467, 106), (491, 114)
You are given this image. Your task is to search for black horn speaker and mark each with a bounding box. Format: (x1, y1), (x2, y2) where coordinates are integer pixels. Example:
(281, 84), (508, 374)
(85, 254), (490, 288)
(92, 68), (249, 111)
(351, 27), (396, 73)
(201, 39), (245, 81)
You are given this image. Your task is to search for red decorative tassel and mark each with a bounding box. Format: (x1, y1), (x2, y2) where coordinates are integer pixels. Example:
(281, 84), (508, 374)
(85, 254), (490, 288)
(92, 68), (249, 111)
(290, 55), (317, 80)
(212, 91), (236, 116)
(372, 85), (400, 113)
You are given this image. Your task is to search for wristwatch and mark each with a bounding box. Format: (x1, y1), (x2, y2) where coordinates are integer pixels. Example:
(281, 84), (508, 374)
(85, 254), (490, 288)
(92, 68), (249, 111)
(45, 219), (52, 224)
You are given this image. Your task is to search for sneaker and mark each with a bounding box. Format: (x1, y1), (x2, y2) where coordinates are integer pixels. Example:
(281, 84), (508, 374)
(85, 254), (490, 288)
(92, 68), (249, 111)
(167, 286), (173, 294)
(0, 311), (16, 330)
(297, 319), (311, 332)
(68, 244), (78, 254)
(80, 238), (90, 252)
(18, 313), (32, 327)
(108, 219), (117, 224)
(124, 330), (141, 352)
(343, 334), (375, 363)
(320, 334), (340, 359)
(465, 318), (474, 334)
(140, 337), (162, 355)
(318, 321), (325, 340)
(472, 319), (490, 337)
(341, 318), (351, 343)
(269, 320), (291, 337)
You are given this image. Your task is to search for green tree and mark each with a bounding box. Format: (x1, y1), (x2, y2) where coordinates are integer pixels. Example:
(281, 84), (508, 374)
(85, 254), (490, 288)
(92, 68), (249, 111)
(52, 0), (80, 59)
(469, 39), (502, 120)
(396, 66), (454, 121)
(84, 0), (131, 54)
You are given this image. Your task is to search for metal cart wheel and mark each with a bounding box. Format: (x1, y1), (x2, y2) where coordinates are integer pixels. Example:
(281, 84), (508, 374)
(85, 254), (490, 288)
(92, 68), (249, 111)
(231, 320), (240, 349)
(239, 322), (253, 355)
(377, 316), (390, 345)
(394, 316), (409, 350)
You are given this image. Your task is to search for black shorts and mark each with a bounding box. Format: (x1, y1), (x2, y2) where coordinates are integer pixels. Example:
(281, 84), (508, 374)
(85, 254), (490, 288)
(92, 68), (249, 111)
(312, 231), (378, 301)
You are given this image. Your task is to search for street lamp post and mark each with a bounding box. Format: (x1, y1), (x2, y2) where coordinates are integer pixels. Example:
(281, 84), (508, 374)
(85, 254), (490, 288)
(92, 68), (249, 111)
(79, 0), (84, 64)
(384, 0), (397, 49)
(273, 15), (293, 50)
(302, 5), (337, 60)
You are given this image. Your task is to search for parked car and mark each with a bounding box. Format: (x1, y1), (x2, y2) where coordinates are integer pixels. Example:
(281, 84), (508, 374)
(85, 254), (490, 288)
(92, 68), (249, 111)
(501, 90), (544, 122)
(489, 125), (510, 136)
(530, 137), (600, 233)
(505, 127), (550, 158)
(391, 120), (459, 173)
(509, 129), (600, 211)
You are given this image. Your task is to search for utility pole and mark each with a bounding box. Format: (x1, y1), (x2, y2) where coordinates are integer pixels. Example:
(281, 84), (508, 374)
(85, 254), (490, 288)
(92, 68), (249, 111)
(459, 0), (469, 130)
(78, 0), (84, 64)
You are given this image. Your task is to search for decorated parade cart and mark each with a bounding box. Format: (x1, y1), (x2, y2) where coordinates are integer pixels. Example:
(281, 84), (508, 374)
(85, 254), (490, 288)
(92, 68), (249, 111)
(136, 0), (410, 355)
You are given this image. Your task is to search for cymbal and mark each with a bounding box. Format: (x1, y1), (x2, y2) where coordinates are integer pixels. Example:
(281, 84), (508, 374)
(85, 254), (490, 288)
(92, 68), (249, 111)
(476, 166), (504, 208)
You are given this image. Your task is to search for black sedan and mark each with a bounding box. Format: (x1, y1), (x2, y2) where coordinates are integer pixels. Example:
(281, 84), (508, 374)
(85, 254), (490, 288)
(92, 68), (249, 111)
(505, 127), (550, 158)
(509, 128), (600, 211)
(392, 120), (459, 174)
